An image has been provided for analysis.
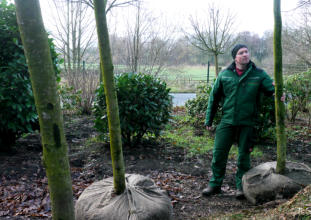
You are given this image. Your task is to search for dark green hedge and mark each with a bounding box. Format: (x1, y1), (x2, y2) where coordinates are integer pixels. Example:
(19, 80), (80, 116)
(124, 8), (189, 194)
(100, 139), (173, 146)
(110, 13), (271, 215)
(0, 0), (61, 150)
(93, 73), (172, 146)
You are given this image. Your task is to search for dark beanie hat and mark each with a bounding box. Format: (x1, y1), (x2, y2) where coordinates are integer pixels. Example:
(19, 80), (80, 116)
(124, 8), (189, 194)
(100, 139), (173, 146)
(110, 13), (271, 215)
(231, 44), (248, 59)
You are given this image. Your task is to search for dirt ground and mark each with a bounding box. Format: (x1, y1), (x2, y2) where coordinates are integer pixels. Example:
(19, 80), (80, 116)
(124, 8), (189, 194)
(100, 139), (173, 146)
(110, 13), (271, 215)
(0, 115), (310, 219)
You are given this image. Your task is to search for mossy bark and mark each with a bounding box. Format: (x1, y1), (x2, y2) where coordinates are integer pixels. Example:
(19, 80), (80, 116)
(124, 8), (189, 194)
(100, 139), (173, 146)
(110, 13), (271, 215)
(273, 0), (287, 174)
(93, 0), (126, 194)
(15, 1), (75, 219)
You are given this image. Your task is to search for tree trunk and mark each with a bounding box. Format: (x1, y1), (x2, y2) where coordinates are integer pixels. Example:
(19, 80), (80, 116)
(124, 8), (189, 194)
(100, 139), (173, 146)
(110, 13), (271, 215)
(93, 0), (126, 194)
(66, 0), (71, 75)
(273, 0), (287, 174)
(14, 1), (75, 219)
(71, 4), (77, 74)
(133, 1), (140, 73)
(214, 54), (219, 77)
(77, 0), (82, 74)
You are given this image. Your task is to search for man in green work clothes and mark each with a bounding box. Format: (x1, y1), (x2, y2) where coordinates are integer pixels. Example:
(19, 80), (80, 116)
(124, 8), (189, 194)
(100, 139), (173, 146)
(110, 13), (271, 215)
(202, 44), (275, 199)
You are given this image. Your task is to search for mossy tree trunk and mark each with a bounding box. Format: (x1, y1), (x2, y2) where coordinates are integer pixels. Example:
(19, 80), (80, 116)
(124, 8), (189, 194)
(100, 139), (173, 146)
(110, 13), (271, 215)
(15, 1), (75, 219)
(93, 0), (126, 194)
(273, 0), (287, 174)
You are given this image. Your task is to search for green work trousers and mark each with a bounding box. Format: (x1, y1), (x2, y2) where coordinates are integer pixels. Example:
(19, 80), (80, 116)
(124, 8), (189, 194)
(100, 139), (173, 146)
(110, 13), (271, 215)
(208, 123), (253, 190)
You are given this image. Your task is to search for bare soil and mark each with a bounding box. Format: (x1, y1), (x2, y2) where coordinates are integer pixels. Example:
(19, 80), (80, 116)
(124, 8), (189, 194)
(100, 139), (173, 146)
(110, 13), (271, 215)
(0, 115), (310, 219)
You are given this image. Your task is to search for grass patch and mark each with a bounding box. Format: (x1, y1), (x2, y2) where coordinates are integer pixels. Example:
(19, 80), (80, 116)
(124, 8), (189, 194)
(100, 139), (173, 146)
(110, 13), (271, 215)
(250, 147), (264, 158)
(162, 114), (214, 157)
(84, 136), (105, 147)
(159, 65), (217, 93)
(228, 145), (264, 159)
(60, 64), (217, 93)
(162, 113), (264, 159)
(160, 65), (216, 80)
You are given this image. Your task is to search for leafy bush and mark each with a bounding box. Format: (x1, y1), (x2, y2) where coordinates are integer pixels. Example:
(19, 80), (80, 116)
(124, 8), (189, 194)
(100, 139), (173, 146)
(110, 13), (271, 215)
(93, 73), (172, 146)
(254, 94), (275, 141)
(0, 0), (61, 150)
(284, 70), (311, 122)
(185, 83), (222, 130)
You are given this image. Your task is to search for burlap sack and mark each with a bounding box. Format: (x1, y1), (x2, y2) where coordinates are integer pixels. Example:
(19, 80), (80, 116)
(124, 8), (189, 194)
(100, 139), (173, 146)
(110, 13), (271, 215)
(242, 161), (311, 204)
(75, 174), (173, 220)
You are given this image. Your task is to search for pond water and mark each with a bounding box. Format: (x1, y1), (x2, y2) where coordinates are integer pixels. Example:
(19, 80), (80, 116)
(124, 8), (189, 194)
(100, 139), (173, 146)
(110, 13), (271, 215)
(170, 93), (196, 106)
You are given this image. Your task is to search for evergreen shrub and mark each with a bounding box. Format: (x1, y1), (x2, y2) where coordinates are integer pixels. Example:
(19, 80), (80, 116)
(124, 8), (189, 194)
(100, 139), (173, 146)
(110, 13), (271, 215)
(284, 70), (311, 122)
(185, 83), (221, 130)
(0, 0), (61, 150)
(93, 73), (172, 146)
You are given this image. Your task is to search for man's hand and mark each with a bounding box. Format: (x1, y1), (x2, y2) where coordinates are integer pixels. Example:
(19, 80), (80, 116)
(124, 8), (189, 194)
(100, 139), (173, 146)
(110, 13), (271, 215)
(274, 92), (286, 102)
(272, 82), (286, 102)
(281, 93), (286, 102)
(206, 126), (213, 131)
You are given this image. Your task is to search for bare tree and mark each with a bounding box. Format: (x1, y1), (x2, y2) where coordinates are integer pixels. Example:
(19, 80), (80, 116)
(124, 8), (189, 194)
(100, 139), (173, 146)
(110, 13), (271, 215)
(283, 29), (311, 66)
(79, 0), (139, 13)
(44, 0), (143, 114)
(297, 0), (311, 8)
(140, 35), (174, 75)
(116, 1), (174, 75)
(47, 0), (96, 77)
(47, 0), (141, 74)
(45, 0), (99, 114)
(125, 0), (144, 73)
(283, 4), (311, 68)
(185, 3), (236, 76)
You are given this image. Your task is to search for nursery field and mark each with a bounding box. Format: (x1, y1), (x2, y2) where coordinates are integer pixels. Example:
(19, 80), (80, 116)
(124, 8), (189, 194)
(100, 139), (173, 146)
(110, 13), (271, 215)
(158, 65), (217, 92)
(63, 64), (217, 92)
(1, 109), (310, 219)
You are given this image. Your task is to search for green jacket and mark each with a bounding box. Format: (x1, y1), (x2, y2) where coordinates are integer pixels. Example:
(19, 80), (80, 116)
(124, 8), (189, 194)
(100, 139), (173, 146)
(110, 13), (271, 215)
(205, 61), (274, 126)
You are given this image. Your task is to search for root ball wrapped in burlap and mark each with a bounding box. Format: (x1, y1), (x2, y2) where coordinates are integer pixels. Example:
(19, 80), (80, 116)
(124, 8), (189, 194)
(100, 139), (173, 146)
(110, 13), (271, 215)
(242, 161), (311, 204)
(75, 174), (173, 220)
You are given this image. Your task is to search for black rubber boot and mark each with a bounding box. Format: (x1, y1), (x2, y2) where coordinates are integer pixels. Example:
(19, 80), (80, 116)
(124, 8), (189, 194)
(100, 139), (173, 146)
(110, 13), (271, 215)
(202, 186), (221, 197)
(235, 189), (245, 200)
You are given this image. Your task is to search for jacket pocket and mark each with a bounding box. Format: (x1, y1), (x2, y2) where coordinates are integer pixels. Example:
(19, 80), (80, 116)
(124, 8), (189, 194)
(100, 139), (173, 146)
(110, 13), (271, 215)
(222, 77), (236, 95)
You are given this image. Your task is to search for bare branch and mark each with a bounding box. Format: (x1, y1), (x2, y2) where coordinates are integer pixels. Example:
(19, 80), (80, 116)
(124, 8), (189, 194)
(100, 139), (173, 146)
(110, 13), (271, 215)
(184, 4), (236, 75)
(71, 0), (140, 13)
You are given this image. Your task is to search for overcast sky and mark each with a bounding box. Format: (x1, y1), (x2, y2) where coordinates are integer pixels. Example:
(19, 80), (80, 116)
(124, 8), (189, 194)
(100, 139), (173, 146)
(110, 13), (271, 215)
(141, 0), (299, 36)
(39, 0), (300, 37)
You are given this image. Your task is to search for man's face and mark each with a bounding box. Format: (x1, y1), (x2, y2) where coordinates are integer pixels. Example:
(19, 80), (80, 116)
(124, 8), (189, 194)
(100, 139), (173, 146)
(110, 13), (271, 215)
(235, 47), (250, 65)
